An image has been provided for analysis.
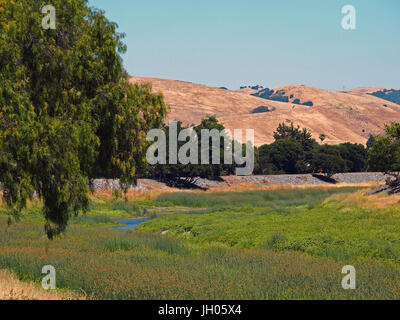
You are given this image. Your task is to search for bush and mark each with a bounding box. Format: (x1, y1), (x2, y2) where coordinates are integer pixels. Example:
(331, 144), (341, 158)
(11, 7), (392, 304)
(266, 234), (288, 250)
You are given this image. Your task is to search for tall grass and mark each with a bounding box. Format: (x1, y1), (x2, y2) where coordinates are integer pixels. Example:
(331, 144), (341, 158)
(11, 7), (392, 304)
(140, 189), (400, 265)
(1, 219), (400, 299)
(155, 187), (362, 209)
(1, 187), (400, 300)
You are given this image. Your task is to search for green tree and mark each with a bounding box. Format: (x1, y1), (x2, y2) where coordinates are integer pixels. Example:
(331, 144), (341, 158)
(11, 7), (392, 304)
(311, 145), (346, 178)
(193, 115), (236, 178)
(368, 123), (400, 193)
(273, 122), (316, 152)
(273, 122), (316, 173)
(148, 116), (236, 187)
(0, 0), (167, 238)
(259, 139), (304, 174)
(257, 144), (279, 174)
(366, 134), (376, 150)
(368, 123), (400, 172)
(337, 143), (368, 172)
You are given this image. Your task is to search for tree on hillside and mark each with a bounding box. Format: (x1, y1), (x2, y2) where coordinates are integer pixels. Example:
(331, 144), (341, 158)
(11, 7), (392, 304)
(0, 0), (167, 238)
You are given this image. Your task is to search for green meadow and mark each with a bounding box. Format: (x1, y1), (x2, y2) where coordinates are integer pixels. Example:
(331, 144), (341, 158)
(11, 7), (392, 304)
(1, 187), (400, 299)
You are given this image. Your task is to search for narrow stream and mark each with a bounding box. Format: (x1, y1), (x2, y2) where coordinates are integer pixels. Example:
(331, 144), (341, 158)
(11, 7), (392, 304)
(113, 218), (149, 231)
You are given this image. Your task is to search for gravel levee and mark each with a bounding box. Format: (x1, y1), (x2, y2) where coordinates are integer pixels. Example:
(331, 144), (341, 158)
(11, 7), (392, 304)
(194, 172), (387, 189)
(91, 172), (387, 191)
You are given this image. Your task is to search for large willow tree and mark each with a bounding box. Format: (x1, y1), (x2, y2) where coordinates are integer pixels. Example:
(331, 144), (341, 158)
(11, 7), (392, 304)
(0, 0), (167, 238)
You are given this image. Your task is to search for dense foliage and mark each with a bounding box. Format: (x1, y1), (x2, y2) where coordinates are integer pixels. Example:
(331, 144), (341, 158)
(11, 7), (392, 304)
(144, 119), (396, 180)
(0, 0), (167, 238)
(368, 123), (400, 172)
(258, 139), (304, 174)
(311, 145), (346, 178)
(367, 123), (400, 193)
(256, 122), (369, 177)
(146, 116), (236, 187)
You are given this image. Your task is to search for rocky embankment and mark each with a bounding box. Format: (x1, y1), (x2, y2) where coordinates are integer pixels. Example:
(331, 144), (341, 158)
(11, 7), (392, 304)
(91, 172), (387, 192)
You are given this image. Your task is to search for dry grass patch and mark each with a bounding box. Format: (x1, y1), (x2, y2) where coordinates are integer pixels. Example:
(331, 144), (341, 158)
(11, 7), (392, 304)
(90, 188), (180, 202)
(330, 190), (400, 210)
(0, 269), (84, 300)
(206, 181), (381, 193)
(89, 181), (382, 201)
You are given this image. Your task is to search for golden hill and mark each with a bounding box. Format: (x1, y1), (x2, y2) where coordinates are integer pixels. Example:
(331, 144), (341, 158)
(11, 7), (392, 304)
(130, 77), (400, 146)
(344, 87), (388, 96)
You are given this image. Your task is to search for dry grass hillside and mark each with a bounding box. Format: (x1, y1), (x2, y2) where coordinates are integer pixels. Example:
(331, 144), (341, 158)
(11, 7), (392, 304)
(344, 87), (388, 96)
(130, 77), (400, 146)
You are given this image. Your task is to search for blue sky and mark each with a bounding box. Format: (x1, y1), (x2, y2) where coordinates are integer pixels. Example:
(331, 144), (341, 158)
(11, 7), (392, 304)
(88, 0), (400, 90)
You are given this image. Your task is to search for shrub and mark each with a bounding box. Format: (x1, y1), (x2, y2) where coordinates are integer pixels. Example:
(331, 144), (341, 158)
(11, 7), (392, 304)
(266, 234), (288, 250)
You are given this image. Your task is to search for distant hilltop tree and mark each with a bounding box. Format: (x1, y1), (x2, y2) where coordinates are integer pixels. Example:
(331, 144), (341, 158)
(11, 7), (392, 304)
(240, 85), (264, 90)
(251, 106), (275, 114)
(252, 88), (289, 103)
(369, 89), (400, 106)
(0, 0), (167, 238)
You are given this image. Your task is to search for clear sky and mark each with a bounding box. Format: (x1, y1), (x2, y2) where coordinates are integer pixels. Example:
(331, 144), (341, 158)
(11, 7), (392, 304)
(88, 0), (400, 90)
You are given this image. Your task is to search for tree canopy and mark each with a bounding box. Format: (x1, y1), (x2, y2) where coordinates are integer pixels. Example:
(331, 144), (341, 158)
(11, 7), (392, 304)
(146, 116), (236, 187)
(258, 139), (304, 174)
(368, 123), (400, 172)
(0, 0), (167, 238)
(273, 122), (316, 152)
(311, 145), (346, 178)
(258, 122), (368, 177)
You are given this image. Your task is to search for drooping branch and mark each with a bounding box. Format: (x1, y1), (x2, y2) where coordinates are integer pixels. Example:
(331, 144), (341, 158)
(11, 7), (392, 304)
(385, 171), (400, 194)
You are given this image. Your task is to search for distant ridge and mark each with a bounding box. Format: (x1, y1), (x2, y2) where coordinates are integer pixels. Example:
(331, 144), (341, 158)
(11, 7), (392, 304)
(130, 76), (400, 146)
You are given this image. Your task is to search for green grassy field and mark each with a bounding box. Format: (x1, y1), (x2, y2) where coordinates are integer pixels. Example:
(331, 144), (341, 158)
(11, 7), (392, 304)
(1, 186), (400, 299)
